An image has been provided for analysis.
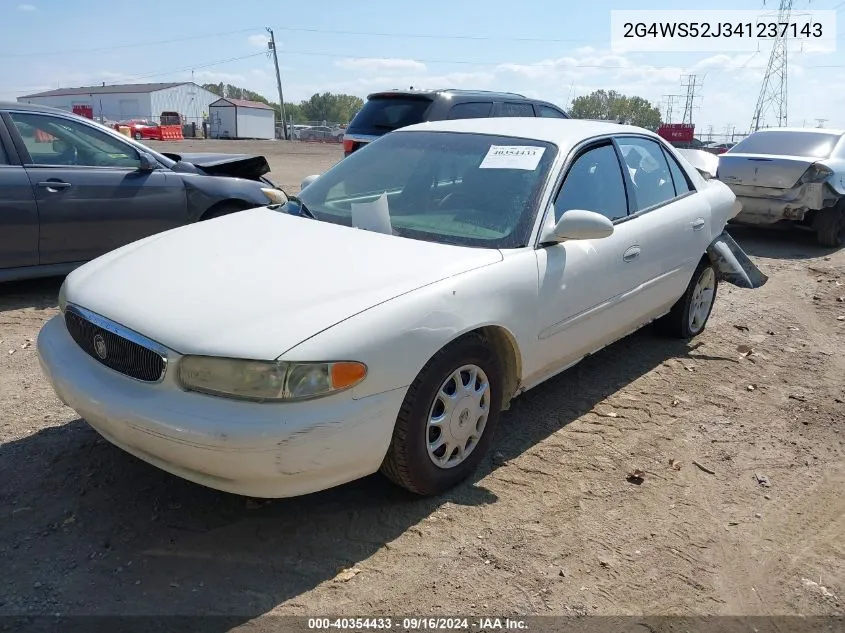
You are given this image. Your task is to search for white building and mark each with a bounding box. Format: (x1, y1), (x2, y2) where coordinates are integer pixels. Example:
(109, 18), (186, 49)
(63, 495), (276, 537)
(17, 82), (220, 124)
(208, 97), (276, 140)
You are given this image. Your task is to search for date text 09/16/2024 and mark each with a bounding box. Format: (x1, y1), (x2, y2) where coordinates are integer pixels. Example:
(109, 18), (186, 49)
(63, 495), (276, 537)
(307, 617), (528, 630)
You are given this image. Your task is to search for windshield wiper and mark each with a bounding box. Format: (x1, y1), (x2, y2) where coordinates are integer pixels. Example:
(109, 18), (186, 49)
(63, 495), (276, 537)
(287, 195), (317, 219)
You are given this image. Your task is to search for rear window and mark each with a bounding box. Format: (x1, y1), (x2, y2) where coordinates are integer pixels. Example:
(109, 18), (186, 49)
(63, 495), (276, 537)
(729, 131), (842, 158)
(346, 96), (433, 134)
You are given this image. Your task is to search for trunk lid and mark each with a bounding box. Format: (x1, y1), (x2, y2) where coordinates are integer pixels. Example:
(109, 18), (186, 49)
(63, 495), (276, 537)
(717, 154), (816, 190)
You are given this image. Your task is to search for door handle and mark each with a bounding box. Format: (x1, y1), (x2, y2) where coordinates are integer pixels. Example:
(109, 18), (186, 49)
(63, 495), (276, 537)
(691, 218), (705, 230)
(622, 246), (641, 262)
(37, 181), (72, 192)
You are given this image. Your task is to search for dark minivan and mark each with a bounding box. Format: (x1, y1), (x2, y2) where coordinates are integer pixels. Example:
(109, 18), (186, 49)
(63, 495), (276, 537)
(342, 88), (569, 156)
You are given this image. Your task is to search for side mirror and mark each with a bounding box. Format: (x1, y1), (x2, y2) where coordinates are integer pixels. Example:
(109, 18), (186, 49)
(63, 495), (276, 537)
(540, 209), (614, 243)
(300, 174), (320, 190)
(138, 152), (157, 172)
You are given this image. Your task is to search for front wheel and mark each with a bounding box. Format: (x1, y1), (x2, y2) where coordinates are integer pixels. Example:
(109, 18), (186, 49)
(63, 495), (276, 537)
(380, 336), (504, 496)
(655, 259), (718, 339)
(134, 132), (142, 140)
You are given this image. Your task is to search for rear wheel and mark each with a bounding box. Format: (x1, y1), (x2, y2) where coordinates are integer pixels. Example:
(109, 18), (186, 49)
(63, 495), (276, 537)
(815, 203), (845, 247)
(380, 336), (504, 496)
(655, 259), (718, 339)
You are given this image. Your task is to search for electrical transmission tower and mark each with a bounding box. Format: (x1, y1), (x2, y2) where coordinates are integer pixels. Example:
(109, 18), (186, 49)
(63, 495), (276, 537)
(750, 0), (793, 131)
(680, 75), (701, 124)
(662, 94), (682, 123)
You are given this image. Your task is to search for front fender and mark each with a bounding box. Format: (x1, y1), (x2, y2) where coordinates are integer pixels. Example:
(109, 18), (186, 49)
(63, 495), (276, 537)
(706, 230), (768, 289)
(180, 174), (271, 221)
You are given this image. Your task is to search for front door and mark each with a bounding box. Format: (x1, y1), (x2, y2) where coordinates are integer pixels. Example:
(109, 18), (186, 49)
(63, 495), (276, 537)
(533, 141), (651, 378)
(5, 110), (188, 266)
(0, 121), (38, 271)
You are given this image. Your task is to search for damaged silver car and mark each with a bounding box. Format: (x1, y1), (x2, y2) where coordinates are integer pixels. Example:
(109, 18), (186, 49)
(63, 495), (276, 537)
(716, 128), (845, 247)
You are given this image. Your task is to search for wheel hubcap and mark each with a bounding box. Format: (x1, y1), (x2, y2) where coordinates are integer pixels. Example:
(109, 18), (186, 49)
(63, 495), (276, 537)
(427, 364), (490, 469)
(689, 267), (716, 334)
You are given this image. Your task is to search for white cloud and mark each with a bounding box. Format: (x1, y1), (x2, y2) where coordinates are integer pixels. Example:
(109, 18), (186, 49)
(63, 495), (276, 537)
(247, 34), (268, 49)
(18, 3), (36, 10)
(335, 57), (426, 73)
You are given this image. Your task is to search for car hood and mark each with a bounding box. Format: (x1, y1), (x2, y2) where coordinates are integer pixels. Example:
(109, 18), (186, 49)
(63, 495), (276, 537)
(65, 208), (503, 360)
(162, 152), (271, 180)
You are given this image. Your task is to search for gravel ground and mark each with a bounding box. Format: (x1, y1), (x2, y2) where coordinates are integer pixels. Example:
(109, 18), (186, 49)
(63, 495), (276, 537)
(0, 139), (843, 629)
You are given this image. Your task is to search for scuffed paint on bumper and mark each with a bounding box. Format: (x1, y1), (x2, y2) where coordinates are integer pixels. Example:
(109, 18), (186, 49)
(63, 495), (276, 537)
(37, 315), (406, 499)
(706, 231), (768, 289)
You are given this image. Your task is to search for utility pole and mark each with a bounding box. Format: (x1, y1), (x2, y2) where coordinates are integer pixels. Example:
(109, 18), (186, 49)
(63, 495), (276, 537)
(680, 74), (701, 125)
(706, 124), (714, 142)
(267, 27), (288, 140)
(750, 0), (793, 131)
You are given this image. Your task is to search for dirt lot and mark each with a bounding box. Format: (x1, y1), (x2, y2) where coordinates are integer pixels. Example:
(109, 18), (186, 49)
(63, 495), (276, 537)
(1, 139), (843, 628)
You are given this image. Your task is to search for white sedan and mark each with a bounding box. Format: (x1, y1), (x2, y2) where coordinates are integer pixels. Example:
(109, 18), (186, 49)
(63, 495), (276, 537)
(37, 118), (767, 499)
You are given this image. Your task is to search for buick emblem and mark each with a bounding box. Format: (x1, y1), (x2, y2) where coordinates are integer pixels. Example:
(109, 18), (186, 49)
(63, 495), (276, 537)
(93, 334), (108, 360)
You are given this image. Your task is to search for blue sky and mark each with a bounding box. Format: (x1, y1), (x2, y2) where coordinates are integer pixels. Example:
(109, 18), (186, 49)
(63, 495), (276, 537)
(2, 0), (844, 135)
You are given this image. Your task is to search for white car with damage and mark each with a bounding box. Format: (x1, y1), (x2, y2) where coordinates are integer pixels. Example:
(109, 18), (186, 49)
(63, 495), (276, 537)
(37, 118), (767, 499)
(717, 127), (845, 247)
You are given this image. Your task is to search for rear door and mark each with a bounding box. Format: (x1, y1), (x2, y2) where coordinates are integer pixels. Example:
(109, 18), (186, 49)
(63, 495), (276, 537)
(612, 134), (710, 318)
(4, 110), (188, 265)
(0, 115), (39, 270)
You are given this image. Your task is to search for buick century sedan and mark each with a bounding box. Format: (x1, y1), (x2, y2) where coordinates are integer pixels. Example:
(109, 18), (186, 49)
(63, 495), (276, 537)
(37, 118), (767, 498)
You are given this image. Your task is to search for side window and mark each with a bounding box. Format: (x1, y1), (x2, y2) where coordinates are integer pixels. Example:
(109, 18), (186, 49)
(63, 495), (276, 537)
(0, 137), (8, 165)
(537, 105), (567, 118)
(447, 102), (493, 119)
(662, 147), (694, 195)
(554, 144), (628, 222)
(498, 102), (535, 117)
(615, 136), (677, 212)
(9, 112), (140, 169)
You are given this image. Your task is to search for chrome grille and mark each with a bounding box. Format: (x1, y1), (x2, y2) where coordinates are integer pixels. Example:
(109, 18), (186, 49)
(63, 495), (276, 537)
(64, 307), (166, 382)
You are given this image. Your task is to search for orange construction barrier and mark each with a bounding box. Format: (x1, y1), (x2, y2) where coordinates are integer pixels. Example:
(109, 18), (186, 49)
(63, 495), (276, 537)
(159, 125), (183, 141)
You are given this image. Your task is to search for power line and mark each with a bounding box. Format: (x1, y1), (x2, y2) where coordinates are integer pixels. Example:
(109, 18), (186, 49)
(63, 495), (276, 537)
(268, 25), (595, 43)
(13, 52), (268, 93)
(0, 27), (262, 59)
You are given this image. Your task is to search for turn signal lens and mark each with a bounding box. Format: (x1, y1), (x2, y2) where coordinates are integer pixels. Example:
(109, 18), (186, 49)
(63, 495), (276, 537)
(330, 361), (368, 389)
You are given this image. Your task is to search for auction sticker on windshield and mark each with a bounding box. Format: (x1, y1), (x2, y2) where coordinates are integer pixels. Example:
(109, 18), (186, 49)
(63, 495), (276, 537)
(479, 145), (546, 170)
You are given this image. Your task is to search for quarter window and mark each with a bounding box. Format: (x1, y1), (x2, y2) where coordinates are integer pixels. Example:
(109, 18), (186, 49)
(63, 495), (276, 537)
(10, 112), (142, 169)
(537, 105), (567, 118)
(554, 144), (628, 222)
(615, 136), (677, 212)
(663, 147), (694, 196)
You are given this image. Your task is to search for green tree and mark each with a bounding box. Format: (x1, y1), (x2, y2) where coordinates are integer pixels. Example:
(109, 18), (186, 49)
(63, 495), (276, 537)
(300, 92), (364, 123)
(569, 89), (662, 130)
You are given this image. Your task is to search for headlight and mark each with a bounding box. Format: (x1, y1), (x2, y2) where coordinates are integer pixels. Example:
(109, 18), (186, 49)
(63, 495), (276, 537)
(261, 187), (286, 204)
(58, 280), (67, 313)
(178, 356), (367, 402)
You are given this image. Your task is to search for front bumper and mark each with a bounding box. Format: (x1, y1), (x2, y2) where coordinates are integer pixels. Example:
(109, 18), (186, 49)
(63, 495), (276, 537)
(37, 315), (406, 498)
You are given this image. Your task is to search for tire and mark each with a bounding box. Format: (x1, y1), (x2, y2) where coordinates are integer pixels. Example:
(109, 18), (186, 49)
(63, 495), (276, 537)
(815, 204), (845, 247)
(380, 336), (504, 496)
(200, 201), (248, 221)
(134, 132), (142, 140)
(655, 258), (718, 339)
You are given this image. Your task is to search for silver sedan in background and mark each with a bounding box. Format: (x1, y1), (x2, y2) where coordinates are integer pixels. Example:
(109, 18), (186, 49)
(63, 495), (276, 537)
(717, 128), (845, 247)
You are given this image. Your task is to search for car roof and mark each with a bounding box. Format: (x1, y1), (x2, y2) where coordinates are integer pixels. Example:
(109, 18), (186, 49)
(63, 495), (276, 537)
(748, 127), (845, 136)
(0, 100), (79, 115)
(396, 117), (655, 147)
(366, 88), (527, 100)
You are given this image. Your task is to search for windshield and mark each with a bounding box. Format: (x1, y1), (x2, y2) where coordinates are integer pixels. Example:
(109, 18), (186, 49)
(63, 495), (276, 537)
(294, 130), (557, 248)
(346, 96), (433, 134)
(729, 131), (842, 158)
